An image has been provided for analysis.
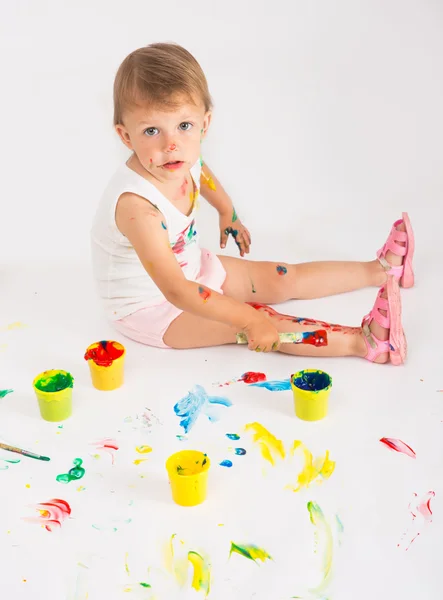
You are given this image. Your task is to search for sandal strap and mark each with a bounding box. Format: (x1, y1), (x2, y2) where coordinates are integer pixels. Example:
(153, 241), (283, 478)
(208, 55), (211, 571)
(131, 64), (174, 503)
(378, 256), (404, 279)
(362, 320), (390, 361)
(369, 289), (390, 329)
(377, 219), (408, 259)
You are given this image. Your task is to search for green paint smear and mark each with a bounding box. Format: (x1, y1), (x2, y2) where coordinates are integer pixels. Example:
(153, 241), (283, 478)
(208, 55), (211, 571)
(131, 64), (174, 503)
(56, 458), (85, 483)
(35, 371), (73, 393)
(0, 389), (13, 398)
(229, 542), (272, 564)
(139, 582), (151, 588)
(232, 208), (238, 222)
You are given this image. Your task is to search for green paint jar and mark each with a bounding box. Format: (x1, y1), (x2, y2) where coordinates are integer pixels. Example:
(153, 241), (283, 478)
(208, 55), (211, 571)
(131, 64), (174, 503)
(33, 369), (73, 422)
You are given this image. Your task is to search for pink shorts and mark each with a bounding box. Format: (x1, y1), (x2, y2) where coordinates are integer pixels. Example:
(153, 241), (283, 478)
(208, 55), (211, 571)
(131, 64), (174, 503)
(113, 249), (227, 349)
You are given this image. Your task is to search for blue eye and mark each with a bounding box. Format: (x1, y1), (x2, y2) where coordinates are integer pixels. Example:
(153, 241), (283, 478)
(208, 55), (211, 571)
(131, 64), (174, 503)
(144, 127), (158, 136)
(179, 122), (192, 131)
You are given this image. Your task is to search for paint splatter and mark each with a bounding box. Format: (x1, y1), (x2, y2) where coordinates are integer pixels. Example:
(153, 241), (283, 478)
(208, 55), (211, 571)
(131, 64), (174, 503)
(176, 435), (187, 441)
(226, 433), (240, 440)
(136, 445), (152, 454)
(249, 379), (291, 391)
(198, 286), (211, 302)
(224, 227), (241, 251)
(92, 518), (132, 533)
(245, 422), (285, 465)
(240, 372), (267, 384)
(287, 441), (335, 492)
(90, 438), (119, 464)
(56, 458), (85, 484)
(276, 265), (287, 276)
(174, 385), (232, 434)
(219, 459), (233, 468)
(24, 498), (71, 532)
(2, 321), (27, 330)
(232, 208), (238, 223)
(306, 501), (334, 595)
(233, 448), (246, 455)
(380, 437), (416, 459)
(229, 542), (272, 564)
(0, 389), (13, 399)
(188, 550), (211, 596)
(161, 221), (167, 230)
(171, 220), (197, 255)
(398, 491), (435, 550)
(84, 341), (124, 366)
(0, 457), (20, 470)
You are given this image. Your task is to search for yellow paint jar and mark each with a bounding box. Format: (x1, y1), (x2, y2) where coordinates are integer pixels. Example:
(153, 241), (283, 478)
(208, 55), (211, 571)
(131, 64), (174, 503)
(166, 450), (210, 507)
(84, 341), (125, 391)
(290, 369), (332, 421)
(33, 369), (73, 422)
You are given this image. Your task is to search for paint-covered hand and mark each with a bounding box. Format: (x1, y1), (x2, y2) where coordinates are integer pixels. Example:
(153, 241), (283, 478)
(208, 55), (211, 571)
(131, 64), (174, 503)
(219, 209), (251, 257)
(242, 316), (281, 352)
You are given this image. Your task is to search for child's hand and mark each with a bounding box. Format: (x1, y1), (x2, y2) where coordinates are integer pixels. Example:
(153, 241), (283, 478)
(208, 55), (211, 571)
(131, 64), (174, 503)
(219, 209), (251, 257)
(242, 315), (281, 352)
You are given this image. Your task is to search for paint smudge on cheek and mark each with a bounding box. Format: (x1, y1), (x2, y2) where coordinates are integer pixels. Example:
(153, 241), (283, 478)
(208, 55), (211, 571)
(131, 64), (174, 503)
(56, 458), (85, 484)
(219, 459), (233, 468)
(240, 372), (267, 384)
(245, 422), (285, 465)
(276, 265), (287, 276)
(0, 389), (13, 398)
(198, 286), (211, 302)
(90, 438), (119, 464)
(398, 490), (435, 550)
(24, 498), (71, 532)
(174, 385), (232, 434)
(229, 542), (272, 564)
(380, 437), (416, 459)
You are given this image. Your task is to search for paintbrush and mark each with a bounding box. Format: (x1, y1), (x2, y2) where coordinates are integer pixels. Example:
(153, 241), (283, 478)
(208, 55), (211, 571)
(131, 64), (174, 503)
(236, 330), (328, 347)
(0, 442), (50, 462)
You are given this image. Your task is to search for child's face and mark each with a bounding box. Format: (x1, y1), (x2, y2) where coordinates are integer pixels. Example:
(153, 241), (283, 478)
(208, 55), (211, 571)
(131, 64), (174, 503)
(115, 95), (211, 180)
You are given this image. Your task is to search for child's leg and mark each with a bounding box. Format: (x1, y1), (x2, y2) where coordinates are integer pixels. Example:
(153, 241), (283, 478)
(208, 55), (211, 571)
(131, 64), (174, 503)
(219, 221), (408, 304)
(163, 286), (397, 364)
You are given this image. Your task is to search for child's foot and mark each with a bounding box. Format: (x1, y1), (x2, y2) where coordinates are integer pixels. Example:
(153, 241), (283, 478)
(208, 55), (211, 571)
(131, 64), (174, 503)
(377, 212), (415, 288)
(360, 276), (407, 364)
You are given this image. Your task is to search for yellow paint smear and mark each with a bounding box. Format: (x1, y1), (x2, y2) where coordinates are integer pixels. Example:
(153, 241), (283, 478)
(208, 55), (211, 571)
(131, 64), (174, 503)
(288, 440), (335, 492)
(135, 445), (152, 454)
(245, 422), (285, 465)
(4, 322), (27, 330)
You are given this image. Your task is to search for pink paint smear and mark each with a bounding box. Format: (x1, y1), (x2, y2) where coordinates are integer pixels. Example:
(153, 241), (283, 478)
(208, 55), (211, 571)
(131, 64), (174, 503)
(24, 498), (71, 532)
(398, 491), (435, 550)
(379, 437), (416, 459)
(90, 438), (119, 464)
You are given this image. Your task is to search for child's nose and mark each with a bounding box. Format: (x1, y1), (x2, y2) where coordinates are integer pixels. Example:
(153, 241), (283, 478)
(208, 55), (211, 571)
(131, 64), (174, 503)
(165, 142), (177, 152)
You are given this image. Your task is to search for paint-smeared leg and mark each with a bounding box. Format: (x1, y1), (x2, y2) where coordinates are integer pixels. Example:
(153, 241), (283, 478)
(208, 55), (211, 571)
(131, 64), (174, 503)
(163, 302), (381, 361)
(218, 231), (406, 303)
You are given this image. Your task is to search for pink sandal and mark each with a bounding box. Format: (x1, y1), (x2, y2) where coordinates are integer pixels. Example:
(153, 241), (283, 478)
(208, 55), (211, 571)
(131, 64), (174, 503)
(377, 212), (415, 288)
(361, 276), (407, 365)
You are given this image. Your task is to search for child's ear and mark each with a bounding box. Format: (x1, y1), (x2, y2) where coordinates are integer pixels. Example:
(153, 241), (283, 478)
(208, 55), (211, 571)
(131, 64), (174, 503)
(201, 111), (212, 138)
(114, 124), (133, 150)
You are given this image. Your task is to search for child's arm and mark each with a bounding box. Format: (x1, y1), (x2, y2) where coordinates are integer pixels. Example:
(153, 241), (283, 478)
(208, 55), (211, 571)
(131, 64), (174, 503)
(200, 161), (251, 257)
(116, 193), (277, 349)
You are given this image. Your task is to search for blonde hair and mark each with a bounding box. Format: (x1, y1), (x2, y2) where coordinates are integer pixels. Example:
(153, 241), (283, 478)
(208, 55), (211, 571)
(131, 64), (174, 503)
(113, 42), (213, 125)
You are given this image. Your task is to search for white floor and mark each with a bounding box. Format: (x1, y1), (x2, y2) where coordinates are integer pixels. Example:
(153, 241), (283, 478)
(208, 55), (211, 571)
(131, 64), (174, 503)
(1, 217), (442, 599)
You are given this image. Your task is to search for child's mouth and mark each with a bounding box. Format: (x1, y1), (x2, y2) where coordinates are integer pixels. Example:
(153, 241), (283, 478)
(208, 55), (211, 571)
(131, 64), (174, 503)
(162, 160), (184, 171)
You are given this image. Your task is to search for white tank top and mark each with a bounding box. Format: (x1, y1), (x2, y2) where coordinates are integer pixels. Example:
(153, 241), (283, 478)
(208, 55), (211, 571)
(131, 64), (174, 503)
(91, 159), (202, 320)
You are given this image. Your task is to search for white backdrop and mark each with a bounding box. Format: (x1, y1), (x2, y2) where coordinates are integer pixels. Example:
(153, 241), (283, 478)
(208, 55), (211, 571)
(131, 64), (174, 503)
(1, 2), (443, 599)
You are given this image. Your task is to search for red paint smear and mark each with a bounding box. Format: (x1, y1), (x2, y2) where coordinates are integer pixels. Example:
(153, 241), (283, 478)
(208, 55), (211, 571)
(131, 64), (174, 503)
(302, 330), (328, 347)
(91, 438), (119, 465)
(198, 286), (211, 302)
(84, 341), (124, 366)
(399, 491), (435, 550)
(179, 177), (188, 196)
(26, 498), (71, 532)
(380, 437), (416, 459)
(240, 372), (267, 384)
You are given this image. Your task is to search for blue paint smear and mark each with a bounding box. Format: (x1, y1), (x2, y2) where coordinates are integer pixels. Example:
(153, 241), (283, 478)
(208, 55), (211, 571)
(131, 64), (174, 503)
(174, 385), (232, 434)
(249, 379), (291, 391)
(219, 459), (233, 468)
(176, 435), (187, 441)
(161, 221), (167, 230)
(292, 370), (331, 392)
(226, 433), (240, 440)
(234, 448), (246, 455)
